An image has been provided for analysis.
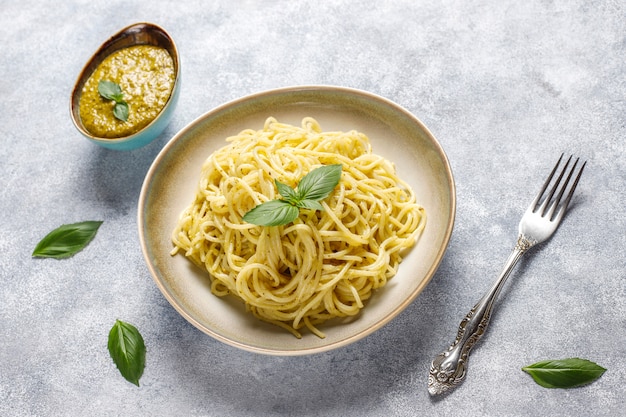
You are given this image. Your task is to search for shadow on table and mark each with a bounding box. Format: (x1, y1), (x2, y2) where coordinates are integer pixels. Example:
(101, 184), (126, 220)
(152, 251), (459, 415)
(78, 130), (172, 216)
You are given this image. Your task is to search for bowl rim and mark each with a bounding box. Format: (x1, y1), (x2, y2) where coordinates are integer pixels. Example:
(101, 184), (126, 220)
(138, 84), (456, 355)
(69, 22), (180, 144)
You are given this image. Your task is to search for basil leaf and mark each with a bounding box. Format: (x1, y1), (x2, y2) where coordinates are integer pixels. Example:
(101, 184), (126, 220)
(243, 164), (342, 226)
(98, 80), (128, 121)
(522, 358), (606, 388)
(296, 164), (342, 201)
(113, 101), (129, 122)
(242, 199), (299, 226)
(297, 199), (325, 211)
(275, 180), (297, 202)
(32, 221), (103, 259)
(108, 319), (146, 387)
(98, 80), (123, 101)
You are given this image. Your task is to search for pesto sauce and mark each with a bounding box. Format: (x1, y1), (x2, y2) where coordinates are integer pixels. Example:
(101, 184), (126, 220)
(79, 45), (175, 138)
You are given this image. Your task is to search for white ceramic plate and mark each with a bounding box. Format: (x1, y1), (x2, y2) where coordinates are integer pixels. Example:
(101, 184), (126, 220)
(138, 86), (455, 355)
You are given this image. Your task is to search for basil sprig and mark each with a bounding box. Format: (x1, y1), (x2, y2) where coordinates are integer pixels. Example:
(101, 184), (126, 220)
(98, 80), (129, 122)
(522, 358), (606, 388)
(243, 164), (342, 227)
(32, 221), (103, 259)
(108, 320), (146, 387)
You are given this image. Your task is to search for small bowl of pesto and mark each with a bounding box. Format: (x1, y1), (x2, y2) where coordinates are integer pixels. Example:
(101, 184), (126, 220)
(71, 22), (180, 151)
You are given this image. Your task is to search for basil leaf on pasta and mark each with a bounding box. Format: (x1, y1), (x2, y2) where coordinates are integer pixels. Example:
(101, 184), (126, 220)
(297, 199), (325, 211)
(296, 164), (342, 201)
(275, 180), (297, 201)
(242, 199), (299, 226)
(32, 221), (103, 259)
(243, 164), (342, 226)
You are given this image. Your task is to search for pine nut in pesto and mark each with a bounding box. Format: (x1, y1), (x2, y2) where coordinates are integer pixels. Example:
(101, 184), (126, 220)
(79, 45), (175, 138)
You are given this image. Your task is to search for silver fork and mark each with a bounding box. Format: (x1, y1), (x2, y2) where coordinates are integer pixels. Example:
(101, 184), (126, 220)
(427, 154), (586, 396)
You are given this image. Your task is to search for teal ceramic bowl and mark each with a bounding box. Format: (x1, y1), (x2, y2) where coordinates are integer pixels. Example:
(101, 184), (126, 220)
(70, 22), (180, 151)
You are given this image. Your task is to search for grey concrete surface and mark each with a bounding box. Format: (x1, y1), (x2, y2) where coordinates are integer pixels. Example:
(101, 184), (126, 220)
(1, 1), (624, 416)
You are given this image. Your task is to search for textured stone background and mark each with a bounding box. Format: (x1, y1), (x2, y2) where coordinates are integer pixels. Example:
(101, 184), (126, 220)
(1, 1), (624, 416)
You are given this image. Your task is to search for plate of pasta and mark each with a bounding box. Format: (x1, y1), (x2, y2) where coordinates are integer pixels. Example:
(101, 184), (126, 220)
(138, 85), (455, 355)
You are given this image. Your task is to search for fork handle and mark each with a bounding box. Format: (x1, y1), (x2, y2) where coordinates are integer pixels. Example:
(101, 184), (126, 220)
(427, 234), (535, 395)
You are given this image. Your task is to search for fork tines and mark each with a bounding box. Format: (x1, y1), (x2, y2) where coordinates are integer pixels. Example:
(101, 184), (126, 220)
(532, 154), (587, 221)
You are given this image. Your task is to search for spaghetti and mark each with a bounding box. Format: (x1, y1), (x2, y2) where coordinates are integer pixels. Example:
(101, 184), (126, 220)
(171, 117), (426, 338)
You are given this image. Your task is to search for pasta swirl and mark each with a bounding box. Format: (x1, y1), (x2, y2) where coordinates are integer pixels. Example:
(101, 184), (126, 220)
(171, 117), (425, 338)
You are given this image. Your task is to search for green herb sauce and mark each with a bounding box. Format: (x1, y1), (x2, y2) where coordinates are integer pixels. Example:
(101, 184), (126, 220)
(79, 45), (175, 138)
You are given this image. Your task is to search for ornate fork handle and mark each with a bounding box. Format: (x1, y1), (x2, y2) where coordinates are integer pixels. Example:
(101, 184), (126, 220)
(427, 234), (536, 396)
